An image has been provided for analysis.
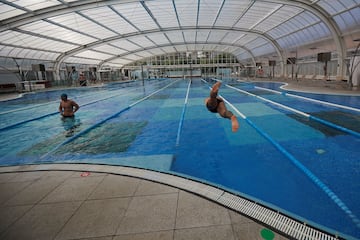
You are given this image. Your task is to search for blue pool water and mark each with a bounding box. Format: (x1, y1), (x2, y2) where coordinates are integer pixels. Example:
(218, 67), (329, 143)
(0, 79), (359, 239)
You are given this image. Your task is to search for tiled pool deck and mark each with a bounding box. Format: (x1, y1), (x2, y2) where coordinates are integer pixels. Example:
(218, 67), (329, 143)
(0, 164), (291, 240)
(0, 79), (358, 240)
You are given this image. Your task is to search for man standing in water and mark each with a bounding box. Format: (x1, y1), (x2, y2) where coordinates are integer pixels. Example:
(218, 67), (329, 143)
(59, 93), (80, 136)
(205, 81), (239, 132)
(59, 93), (79, 117)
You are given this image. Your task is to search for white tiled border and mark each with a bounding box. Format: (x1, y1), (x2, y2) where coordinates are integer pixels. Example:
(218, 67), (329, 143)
(0, 163), (343, 240)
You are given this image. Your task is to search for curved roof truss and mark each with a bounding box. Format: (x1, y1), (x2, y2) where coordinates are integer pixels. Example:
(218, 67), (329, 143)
(0, 0), (359, 78)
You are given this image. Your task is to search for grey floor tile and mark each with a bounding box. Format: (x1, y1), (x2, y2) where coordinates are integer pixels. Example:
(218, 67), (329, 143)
(229, 210), (254, 224)
(0, 205), (32, 233)
(89, 175), (140, 199)
(0, 172), (18, 183)
(0, 201), (81, 240)
(41, 176), (104, 203)
(0, 181), (32, 205)
(4, 171), (45, 182)
(55, 198), (130, 240)
(42, 171), (75, 180)
(174, 225), (235, 240)
(175, 190), (231, 229)
(116, 193), (178, 235)
(4, 176), (66, 206)
(232, 222), (289, 240)
(113, 230), (173, 240)
(134, 179), (178, 196)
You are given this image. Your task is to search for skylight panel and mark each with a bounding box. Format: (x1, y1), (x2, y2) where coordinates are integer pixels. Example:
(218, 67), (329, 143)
(112, 2), (158, 31)
(65, 56), (101, 65)
(198, 0), (222, 26)
(74, 50), (114, 60)
(48, 12), (116, 39)
(255, 6), (303, 33)
(147, 33), (170, 46)
(111, 40), (139, 51)
(251, 43), (275, 56)
(81, 6), (138, 35)
(19, 20), (97, 45)
(334, 12), (358, 31)
(0, 30), (76, 52)
(91, 44), (127, 55)
(246, 37), (268, 49)
(215, 0), (250, 27)
(183, 31), (197, 43)
(145, 1), (178, 29)
(207, 30), (227, 42)
(235, 1), (279, 29)
(196, 30), (210, 42)
(0, 3), (26, 21)
(128, 35), (155, 48)
(148, 48), (166, 56)
(166, 31), (185, 44)
(174, 45), (188, 52)
(222, 32), (244, 45)
(108, 58), (130, 65)
(123, 54), (141, 61)
(0, 45), (15, 57)
(13, 0), (60, 11)
(174, 0), (198, 27)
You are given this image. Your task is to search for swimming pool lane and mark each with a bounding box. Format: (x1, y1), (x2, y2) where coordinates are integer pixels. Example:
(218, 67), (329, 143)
(172, 79), (360, 239)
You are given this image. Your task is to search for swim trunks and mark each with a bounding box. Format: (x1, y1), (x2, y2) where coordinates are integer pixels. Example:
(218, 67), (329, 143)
(206, 98), (223, 113)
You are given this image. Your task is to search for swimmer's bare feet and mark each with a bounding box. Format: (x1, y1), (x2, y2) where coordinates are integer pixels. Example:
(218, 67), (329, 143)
(231, 115), (239, 132)
(212, 81), (221, 93)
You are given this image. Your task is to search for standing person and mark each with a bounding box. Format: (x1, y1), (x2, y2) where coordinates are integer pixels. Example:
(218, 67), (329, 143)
(205, 81), (239, 132)
(71, 66), (79, 86)
(59, 93), (79, 117)
(59, 93), (80, 137)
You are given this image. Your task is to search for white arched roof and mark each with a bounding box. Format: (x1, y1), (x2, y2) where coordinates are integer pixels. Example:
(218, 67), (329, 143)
(0, 0), (359, 69)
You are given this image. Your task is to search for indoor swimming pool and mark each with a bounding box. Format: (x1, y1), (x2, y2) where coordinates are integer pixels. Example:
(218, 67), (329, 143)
(0, 78), (359, 239)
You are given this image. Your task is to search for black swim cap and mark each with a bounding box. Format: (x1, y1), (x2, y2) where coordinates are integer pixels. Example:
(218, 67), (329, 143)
(61, 93), (67, 99)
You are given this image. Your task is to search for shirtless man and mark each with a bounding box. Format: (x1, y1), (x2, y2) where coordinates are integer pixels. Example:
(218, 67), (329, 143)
(205, 81), (239, 132)
(59, 93), (79, 117)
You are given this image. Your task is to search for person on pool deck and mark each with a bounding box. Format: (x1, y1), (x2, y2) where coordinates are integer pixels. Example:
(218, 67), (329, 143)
(59, 93), (79, 117)
(205, 81), (239, 132)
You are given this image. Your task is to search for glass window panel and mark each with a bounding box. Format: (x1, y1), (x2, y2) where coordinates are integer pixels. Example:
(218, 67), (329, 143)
(215, 0), (249, 27)
(81, 6), (138, 35)
(112, 2), (158, 31)
(146, 1), (178, 28)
